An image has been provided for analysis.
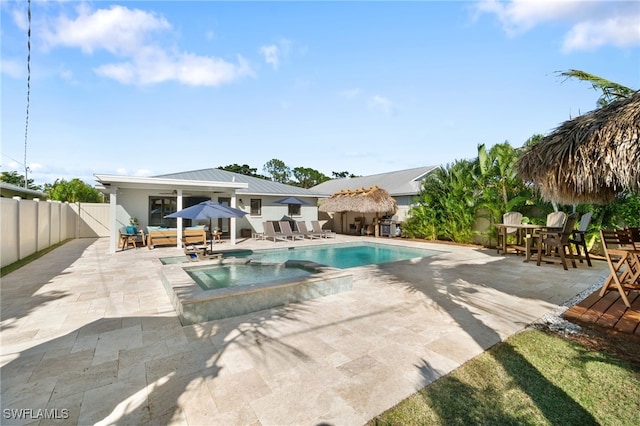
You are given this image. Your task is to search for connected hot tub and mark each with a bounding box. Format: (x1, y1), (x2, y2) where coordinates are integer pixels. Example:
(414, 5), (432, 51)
(160, 258), (352, 325)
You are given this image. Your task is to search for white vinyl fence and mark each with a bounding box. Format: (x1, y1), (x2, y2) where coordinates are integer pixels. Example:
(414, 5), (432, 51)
(1, 198), (110, 268)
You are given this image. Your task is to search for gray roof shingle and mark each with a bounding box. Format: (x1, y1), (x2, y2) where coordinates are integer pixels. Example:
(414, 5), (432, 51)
(155, 168), (326, 197)
(311, 166), (439, 197)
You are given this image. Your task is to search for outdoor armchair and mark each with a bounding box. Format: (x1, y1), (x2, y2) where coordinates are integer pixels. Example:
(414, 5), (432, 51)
(497, 212), (523, 255)
(599, 229), (640, 308)
(536, 213), (579, 270)
(568, 212), (593, 266)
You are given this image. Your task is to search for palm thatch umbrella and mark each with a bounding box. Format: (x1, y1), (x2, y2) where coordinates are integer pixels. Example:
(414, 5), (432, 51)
(516, 92), (640, 205)
(319, 186), (397, 235)
(319, 185), (398, 214)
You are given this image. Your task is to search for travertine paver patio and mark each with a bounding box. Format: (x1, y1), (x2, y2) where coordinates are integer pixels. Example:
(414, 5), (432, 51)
(0, 235), (608, 425)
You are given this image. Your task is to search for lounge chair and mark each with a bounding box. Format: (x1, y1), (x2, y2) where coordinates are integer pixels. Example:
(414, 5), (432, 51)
(279, 221), (305, 240)
(252, 223), (266, 240)
(297, 221), (323, 239)
(311, 220), (336, 238)
(263, 221), (289, 242)
(184, 246), (222, 262)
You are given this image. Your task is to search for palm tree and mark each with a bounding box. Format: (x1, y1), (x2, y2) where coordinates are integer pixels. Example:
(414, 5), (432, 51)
(557, 69), (636, 108)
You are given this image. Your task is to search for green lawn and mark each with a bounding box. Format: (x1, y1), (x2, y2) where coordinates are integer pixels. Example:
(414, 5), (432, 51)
(370, 329), (640, 426)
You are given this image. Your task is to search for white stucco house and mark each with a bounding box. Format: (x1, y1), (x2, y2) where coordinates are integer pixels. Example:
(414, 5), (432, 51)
(94, 168), (326, 253)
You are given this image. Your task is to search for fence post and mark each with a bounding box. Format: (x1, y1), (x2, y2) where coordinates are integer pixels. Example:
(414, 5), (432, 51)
(13, 196), (21, 260)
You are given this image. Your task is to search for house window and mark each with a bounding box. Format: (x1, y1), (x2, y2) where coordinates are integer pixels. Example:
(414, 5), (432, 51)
(250, 199), (262, 216)
(149, 197), (177, 227)
(288, 204), (301, 216)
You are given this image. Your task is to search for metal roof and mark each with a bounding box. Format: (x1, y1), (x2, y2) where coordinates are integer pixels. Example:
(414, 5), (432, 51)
(0, 182), (49, 199)
(156, 168), (326, 197)
(311, 166), (439, 197)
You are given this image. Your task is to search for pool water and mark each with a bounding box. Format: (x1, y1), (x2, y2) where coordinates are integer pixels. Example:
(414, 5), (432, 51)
(235, 243), (440, 269)
(187, 263), (313, 290)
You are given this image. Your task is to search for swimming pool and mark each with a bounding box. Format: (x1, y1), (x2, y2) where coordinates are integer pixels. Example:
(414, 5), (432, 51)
(159, 242), (441, 325)
(228, 242), (441, 269)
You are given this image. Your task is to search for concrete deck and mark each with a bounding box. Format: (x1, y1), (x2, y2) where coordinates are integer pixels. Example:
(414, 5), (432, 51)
(0, 235), (609, 425)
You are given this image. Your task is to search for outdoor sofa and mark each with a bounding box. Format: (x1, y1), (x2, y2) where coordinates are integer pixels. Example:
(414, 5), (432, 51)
(147, 226), (207, 249)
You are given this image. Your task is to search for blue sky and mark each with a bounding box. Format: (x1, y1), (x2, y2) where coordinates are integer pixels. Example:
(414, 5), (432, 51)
(2, 1), (639, 187)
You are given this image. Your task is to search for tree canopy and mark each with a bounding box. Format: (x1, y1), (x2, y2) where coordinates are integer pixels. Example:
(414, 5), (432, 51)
(332, 171), (359, 179)
(217, 164), (269, 180)
(263, 158), (291, 184)
(291, 167), (330, 188)
(44, 178), (103, 203)
(1, 171), (41, 191)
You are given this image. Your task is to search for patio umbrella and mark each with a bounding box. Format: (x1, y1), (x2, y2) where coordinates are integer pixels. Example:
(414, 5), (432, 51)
(516, 92), (640, 204)
(165, 200), (247, 251)
(274, 196), (310, 205)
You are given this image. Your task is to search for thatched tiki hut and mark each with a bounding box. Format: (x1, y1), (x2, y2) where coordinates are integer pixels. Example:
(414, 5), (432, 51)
(516, 92), (640, 205)
(319, 186), (398, 236)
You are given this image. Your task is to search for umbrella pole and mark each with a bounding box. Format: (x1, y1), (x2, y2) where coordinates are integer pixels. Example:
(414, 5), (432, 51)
(209, 219), (213, 252)
(375, 213), (379, 237)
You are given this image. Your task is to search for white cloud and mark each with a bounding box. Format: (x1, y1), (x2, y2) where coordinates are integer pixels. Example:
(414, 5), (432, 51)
(563, 14), (640, 52)
(28, 163), (44, 172)
(474, 0), (580, 34)
(368, 95), (394, 115)
(4, 161), (21, 170)
(11, 6), (30, 31)
(0, 57), (24, 78)
(43, 4), (171, 56)
(40, 5), (254, 86)
(474, 0), (640, 51)
(259, 44), (280, 70)
(259, 38), (293, 70)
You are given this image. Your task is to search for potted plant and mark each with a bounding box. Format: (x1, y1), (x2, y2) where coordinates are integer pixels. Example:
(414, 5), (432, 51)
(127, 217), (139, 234)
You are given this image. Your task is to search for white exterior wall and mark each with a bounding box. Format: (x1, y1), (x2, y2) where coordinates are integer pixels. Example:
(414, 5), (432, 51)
(112, 190), (319, 238)
(239, 196), (318, 235)
(393, 195), (415, 222)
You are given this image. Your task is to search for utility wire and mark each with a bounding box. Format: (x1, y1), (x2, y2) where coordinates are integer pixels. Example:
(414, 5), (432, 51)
(23, 0), (31, 188)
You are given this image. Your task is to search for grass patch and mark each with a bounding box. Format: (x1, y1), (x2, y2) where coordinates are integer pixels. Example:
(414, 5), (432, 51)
(1, 239), (71, 277)
(370, 329), (640, 426)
